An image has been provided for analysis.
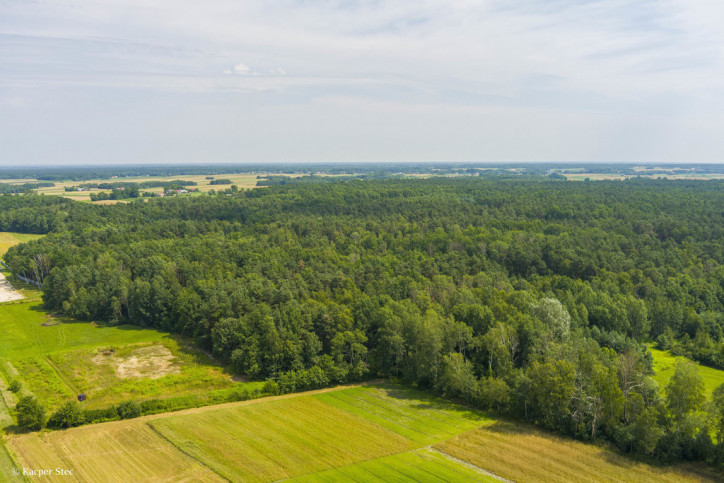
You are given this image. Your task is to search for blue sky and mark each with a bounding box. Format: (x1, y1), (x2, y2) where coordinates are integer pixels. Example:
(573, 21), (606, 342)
(1, 0), (723, 165)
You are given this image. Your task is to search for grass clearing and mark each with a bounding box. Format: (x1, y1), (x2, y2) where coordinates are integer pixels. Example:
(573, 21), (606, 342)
(314, 384), (489, 445)
(436, 421), (719, 483)
(43, 340), (236, 410)
(0, 301), (253, 416)
(649, 346), (724, 398)
(0, 302), (168, 360)
(0, 232), (44, 258)
(149, 395), (415, 482)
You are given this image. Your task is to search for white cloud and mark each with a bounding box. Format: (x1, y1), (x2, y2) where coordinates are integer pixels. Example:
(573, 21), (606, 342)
(233, 63), (252, 75)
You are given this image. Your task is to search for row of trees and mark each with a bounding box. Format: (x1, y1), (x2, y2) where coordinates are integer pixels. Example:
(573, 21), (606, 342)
(4, 177), (724, 464)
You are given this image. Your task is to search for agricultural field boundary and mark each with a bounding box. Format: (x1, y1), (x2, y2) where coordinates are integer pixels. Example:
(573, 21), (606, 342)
(429, 447), (512, 482)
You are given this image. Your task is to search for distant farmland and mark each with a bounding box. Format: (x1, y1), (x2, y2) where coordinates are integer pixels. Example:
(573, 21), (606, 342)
(8, 384), (718, 482)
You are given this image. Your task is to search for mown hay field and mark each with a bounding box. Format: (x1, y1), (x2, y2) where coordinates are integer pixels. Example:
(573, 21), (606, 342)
(9, 383), (719, 482)
(436, 421), (719, 483)
(10, 421), (222, 482)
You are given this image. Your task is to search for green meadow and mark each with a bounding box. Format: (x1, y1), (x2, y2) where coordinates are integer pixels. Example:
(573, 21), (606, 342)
(649, 346), (724, 398)
(0, 302), (167, 360)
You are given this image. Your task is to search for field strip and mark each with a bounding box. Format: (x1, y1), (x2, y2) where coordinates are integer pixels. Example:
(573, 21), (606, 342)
(0, 377), (14, 429)
(318, 391), (434, 440)
(145, 420), (228, 481)
(428, 447), (512, 482)
(42, 356), (80, 395)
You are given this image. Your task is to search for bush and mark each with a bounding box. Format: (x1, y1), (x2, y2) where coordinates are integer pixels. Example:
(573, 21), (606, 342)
(8, 379), (22, 393)
(262, 380), (280, 396)
(47, 402), (86, 429)
(116, 400), (141, 419)
(15, 396), (45, 430)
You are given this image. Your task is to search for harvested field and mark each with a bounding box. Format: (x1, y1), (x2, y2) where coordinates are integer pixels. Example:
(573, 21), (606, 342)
(148, 395), (416, 481)
(11, 421), (222, 482)
(435, 421), (720, 483)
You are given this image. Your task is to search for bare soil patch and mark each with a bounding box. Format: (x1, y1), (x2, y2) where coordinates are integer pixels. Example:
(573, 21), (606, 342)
(92, 344), (181, 380)
(0, 271), (23, 303)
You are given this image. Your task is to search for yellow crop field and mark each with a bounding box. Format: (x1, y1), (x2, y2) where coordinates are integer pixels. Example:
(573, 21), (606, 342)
(436, 421), (720, 483)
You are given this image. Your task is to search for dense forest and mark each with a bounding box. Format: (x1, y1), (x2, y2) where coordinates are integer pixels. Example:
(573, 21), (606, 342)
(3, 177), (724, 465)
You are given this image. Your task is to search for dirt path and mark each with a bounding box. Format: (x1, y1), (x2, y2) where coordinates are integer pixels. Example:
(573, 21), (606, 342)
(0, 271), (23, 303)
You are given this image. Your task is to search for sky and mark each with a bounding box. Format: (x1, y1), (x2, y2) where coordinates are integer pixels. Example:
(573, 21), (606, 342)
(1, 0), (724, 165)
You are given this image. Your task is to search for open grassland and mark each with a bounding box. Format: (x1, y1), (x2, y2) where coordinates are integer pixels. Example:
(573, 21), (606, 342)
(9, 383), (717, 482)
(314, 384), (488, 445)
(649, 347), (724, 398)
(288, 448), (498, 482)
(34, 340), (236, 410)
(436, 421), (719, 483)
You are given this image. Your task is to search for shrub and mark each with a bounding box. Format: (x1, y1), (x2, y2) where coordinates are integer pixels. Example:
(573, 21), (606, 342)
(15, 396), (45, 430)
(116, 400), (141, 419)
(47, 402), (86, 429)
(8, 379), (22, 393)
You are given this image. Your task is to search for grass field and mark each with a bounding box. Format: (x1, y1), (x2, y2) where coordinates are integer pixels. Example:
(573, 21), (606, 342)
(8, 384), (719, 482)
(22, 339), (237, 410)
(0, 302), (168, 360)
(649, 346), (724, 398)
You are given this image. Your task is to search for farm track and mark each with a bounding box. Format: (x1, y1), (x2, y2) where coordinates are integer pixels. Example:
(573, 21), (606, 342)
(428, 447), (512, 482)
(42, 356), (80, 396)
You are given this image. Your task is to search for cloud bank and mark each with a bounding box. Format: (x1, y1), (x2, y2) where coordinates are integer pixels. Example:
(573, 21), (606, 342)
(1, 0), (723, 164)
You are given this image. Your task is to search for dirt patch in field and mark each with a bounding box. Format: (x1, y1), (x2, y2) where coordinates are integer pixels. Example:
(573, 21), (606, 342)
(93, 345), (181, 380)
(0, 271), (23, 303)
